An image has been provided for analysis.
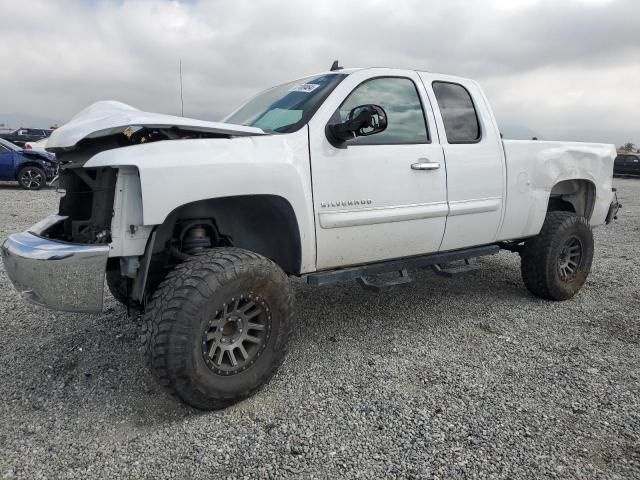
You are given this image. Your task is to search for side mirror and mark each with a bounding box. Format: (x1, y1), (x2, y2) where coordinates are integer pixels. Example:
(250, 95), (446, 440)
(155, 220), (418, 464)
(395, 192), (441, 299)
(327, 104), (387, 143)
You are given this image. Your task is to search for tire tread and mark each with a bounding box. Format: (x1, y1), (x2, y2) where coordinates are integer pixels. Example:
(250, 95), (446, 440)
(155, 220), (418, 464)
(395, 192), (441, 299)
(520, 211), (593, 301)
(141, 247), (293, 409)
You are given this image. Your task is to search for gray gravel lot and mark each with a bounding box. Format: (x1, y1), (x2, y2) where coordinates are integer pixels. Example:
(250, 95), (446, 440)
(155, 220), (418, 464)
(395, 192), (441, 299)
(0, 179), (638, 479)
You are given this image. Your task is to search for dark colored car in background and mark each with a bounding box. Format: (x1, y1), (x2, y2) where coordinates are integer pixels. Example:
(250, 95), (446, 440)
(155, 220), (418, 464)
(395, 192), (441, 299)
(0, 128), (53, 148)
(0, 138), (58, 190)
(614, 154), (640, 176)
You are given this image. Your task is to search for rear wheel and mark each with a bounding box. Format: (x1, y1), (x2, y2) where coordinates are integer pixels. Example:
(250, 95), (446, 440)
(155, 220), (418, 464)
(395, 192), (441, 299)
(520, 211), (594, 300)
(141, 248), (293, 410)
(17, 166), (45, 190)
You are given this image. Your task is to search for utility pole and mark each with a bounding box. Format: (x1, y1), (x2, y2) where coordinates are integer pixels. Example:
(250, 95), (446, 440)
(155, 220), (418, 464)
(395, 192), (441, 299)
(179, 59), (184, 117)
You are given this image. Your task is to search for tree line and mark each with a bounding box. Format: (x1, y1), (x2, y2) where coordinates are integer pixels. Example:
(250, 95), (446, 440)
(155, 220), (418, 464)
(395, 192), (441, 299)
(619, 142), (638, 152)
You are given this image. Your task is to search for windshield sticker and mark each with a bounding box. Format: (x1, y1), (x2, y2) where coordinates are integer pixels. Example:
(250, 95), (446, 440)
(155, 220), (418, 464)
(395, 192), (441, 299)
(288, 83), (320, 93)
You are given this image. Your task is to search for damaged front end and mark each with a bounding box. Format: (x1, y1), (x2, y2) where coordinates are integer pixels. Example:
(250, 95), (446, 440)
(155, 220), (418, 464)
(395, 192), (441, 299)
(1, 165), (120, 312)
(46, 167), (118, 244)
(1, 215), (110, 312)
(40, 99), (268, 246)
(2, 100), (268, 313)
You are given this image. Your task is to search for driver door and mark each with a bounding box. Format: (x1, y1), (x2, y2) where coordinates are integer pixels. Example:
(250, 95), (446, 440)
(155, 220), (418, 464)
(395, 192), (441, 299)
(307, 69), (448, 269)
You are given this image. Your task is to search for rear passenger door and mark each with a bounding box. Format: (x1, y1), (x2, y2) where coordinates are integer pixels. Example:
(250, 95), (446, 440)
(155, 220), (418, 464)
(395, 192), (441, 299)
(419, 74), (505, 251)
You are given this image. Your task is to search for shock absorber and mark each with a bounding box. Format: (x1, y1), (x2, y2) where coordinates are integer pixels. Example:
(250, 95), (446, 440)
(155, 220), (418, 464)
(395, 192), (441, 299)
(182, 225), (212, 254)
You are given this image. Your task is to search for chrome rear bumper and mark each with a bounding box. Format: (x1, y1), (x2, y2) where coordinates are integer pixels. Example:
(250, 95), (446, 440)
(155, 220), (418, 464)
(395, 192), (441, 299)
(1, 215), (109, 313)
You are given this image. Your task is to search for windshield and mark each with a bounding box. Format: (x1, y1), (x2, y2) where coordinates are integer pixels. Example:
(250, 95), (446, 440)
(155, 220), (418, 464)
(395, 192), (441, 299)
(223, 73), (346, 133)
(0, 138), (21, 151)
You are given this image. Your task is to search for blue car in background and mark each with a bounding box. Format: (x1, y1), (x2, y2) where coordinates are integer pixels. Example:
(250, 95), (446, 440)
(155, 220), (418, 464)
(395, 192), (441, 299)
(0, 138), (59, 190)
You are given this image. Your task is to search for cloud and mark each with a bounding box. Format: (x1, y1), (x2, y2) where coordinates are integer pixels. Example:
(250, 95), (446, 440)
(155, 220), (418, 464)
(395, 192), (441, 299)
(0, 0), (638, 145)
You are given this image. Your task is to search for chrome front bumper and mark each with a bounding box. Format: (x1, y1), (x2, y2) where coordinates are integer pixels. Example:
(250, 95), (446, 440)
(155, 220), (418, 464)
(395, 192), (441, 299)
(1, 215), (109, 313)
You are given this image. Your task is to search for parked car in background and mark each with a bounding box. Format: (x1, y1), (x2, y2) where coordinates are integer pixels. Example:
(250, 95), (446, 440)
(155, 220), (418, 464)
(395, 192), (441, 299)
(0, 138), (58, 189)
(614, 153), (640, 176)
(24, 138), (48, 151)
(0, 128), (53, 148)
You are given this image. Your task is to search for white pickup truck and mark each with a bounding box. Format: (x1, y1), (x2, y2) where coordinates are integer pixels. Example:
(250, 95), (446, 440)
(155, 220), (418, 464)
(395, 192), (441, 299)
(2, 65), (620, 409)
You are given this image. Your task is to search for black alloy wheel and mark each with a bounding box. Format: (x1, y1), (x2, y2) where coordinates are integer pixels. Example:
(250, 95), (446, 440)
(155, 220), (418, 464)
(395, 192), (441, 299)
(201, 293), (271, 375)
(557, 236), (583, 283)
(18, 166), (45, 190)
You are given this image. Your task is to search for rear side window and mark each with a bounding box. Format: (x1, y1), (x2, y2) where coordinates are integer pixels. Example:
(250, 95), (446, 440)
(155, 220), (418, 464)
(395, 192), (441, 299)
(432, 81), (481, 143)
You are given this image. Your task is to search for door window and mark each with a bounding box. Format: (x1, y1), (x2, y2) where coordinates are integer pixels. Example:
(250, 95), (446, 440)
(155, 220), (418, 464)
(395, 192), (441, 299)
(337, 77), (429, 145)
(432, 81), (481, 144)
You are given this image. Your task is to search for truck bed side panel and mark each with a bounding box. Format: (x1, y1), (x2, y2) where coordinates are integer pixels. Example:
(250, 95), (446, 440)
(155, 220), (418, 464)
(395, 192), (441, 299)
(498, 140), (615, 241)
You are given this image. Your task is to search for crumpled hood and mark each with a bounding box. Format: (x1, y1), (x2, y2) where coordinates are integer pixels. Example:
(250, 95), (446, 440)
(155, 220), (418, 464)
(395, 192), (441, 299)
(20, 149), (57, 163)
(46, 100), (266, 151)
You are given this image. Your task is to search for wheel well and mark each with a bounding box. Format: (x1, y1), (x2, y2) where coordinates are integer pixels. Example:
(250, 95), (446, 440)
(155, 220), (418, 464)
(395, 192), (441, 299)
(15, 162), (45, 177)
(547, 180), (596, 220)
(154, 195), (302, 274)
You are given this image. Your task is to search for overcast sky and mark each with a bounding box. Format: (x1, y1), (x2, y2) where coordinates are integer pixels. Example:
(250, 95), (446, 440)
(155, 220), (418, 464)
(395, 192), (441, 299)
(1, 0), (638, 146)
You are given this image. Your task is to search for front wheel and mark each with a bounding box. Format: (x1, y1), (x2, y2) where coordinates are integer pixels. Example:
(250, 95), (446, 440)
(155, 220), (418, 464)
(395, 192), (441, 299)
(106, 269), (131, 306)
(141, 248), (293, 410)
(520, 211), (594, 300)
(17, 166), (45, 190)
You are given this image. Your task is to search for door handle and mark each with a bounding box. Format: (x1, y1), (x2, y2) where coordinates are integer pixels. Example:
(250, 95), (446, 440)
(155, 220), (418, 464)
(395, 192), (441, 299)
(411, 160), (440, 171)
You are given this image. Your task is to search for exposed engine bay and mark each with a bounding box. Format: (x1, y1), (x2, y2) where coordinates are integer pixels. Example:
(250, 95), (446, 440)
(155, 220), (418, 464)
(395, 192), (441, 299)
(46, 167), (117, 244)
(43, 127), (229, 245)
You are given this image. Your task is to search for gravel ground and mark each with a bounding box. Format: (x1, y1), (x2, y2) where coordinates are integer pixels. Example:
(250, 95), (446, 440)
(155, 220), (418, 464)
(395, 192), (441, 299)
(0, 179), (638, 479)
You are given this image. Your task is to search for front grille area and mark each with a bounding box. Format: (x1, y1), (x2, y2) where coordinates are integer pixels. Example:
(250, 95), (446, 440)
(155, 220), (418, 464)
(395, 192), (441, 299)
(45, 167), (117, 244)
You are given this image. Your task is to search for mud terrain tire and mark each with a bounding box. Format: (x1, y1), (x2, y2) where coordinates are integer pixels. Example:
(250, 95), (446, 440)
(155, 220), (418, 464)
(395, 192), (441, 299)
(521, 211), (594, 301)
(142, 248), (293, 410)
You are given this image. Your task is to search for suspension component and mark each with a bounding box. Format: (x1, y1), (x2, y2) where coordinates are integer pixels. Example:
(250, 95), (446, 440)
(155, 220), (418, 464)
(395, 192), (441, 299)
(182, 225), (212, 254)
(168, 219), (231, 260)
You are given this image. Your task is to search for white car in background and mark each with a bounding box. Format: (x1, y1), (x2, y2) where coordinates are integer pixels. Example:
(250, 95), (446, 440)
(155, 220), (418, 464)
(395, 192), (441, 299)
(24, 138), (48, 151)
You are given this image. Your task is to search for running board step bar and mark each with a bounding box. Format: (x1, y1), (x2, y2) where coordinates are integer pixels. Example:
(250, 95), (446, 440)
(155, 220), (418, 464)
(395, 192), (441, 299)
(432, 259), (481, 277)
(357, 268), (413, 292)
(306, 245), (499, 287)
